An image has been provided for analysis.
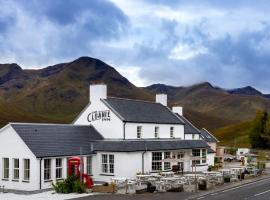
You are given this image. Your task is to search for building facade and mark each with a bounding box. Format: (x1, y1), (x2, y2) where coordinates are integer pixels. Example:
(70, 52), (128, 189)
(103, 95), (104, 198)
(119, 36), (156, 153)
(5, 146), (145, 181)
(0, 84), (213, 192)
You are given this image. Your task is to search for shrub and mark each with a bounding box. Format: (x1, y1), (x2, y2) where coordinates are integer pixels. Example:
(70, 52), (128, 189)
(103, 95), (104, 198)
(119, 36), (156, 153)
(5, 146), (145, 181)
(52, 175), (86, 194)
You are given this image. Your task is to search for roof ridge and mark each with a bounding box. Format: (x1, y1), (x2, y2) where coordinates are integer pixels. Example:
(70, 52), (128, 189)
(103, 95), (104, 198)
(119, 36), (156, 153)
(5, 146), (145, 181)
(107, 96), (158, 104)
(9, 122), (90, 127)
(180, 115), (201, 133)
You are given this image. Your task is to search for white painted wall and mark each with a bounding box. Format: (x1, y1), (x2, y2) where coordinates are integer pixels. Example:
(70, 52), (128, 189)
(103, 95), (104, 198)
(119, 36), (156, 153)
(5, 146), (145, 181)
(74, 100), (124, 139)
(185, 134), (201, 140)
(125, 123), (184, 139)
(207, 153), (215, 166)
(0, 125), (39, 191)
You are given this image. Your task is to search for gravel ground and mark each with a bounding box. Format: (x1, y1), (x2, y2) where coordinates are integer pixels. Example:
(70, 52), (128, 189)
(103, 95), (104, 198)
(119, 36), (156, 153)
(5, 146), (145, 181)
(70, 192), (193, 200)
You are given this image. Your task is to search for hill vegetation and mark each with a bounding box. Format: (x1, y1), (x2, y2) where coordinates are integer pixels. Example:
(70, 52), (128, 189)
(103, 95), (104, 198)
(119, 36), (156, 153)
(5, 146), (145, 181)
(1, 57), (270, 147)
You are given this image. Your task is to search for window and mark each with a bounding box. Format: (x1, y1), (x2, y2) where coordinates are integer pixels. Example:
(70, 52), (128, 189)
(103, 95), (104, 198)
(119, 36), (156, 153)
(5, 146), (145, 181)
(44, 159), (51, 181)
(101, 154), (114, 174)
(202, 149), (207, 164)
(3, 158), (9, 179)
(86, 156), (92, 175)
(23, 159), (30, 181)
(56, 158), (62, 179)
(137, 126), (142, 138)
(192, 149), (201, 166)
(13, 159), (19, 180)
(192, 134), (195, 140)
(164, 152), (171, 170)
(154, 126), (159, 138)
(170, 127), (174, 138)
(152, 152), (162, 171)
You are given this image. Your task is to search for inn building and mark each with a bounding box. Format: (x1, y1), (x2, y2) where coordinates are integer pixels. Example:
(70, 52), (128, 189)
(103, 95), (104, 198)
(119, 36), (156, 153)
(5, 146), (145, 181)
(0, 84), (214, 192)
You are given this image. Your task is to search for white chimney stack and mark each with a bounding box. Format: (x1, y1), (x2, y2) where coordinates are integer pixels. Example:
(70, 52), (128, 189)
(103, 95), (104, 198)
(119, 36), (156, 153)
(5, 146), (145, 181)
(156, 94), (167, 106)
(90, 84), (107, 103)
(172, 106), (183, 116)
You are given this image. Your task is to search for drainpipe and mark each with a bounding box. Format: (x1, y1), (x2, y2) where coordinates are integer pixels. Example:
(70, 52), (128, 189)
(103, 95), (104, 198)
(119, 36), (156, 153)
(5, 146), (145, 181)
(142, 143), (147, 174)
(123, 122), (126, 140)
(39, 158), (43, 190)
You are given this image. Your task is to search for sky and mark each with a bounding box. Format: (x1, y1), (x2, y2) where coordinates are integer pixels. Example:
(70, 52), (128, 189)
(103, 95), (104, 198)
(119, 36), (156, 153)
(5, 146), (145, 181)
(1, 0), (270, 92)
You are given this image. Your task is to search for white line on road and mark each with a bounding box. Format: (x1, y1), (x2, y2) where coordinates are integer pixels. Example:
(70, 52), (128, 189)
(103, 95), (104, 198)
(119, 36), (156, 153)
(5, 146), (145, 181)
(254, 189), (270, 197)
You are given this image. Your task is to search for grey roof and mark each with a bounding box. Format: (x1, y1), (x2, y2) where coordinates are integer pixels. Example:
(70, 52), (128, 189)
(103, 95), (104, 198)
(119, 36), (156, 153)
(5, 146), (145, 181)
(200, 128), (219, 143)
(175, 114), (201, 134)
(93, 139), (210, 152)
(102, 97), (185, 124)
(207, 148), (216, 154)
(10, 123), (103, 158)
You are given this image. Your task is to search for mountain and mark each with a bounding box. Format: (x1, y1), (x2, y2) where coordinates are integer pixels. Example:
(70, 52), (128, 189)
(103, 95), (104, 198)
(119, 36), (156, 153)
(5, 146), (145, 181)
(0, 57), (152, 126)
(1, 57), (270, 147)
(144, 83), (270, 132)
(227, 86), (263, 96)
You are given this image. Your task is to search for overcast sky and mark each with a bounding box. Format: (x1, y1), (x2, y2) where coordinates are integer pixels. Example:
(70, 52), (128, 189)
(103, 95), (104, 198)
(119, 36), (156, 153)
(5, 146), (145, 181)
(1, 0), (270, 92)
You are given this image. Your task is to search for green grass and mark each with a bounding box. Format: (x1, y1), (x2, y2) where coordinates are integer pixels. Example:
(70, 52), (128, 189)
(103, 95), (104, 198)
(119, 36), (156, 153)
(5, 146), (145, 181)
(214, 120), (253, 148)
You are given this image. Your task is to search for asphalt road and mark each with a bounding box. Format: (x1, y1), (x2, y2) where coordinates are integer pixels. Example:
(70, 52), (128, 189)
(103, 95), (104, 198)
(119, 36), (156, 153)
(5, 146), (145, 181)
(190, 177), (270, 200)
(72, 177), (270, 200)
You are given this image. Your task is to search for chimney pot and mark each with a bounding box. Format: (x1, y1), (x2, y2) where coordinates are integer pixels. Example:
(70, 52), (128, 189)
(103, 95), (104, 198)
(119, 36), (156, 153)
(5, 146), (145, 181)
(156, 94), (167, 106)
(172, 106), (183, 116)
(90, 84), (107, 102)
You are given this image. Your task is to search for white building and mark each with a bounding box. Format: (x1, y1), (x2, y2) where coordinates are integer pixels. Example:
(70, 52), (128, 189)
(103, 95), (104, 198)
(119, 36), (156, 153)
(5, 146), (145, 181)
(0, 84), (213, 192)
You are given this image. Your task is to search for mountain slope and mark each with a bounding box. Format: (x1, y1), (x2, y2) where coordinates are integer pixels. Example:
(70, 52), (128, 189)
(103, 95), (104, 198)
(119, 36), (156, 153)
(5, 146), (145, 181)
(0, 57), (152, 126)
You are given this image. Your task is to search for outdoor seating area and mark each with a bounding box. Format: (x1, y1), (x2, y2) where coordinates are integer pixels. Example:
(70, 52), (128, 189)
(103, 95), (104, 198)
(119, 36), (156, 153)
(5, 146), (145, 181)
(110, 166), (264, 194)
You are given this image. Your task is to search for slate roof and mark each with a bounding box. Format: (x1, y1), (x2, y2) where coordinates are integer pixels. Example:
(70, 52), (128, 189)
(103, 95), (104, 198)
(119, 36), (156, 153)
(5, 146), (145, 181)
(200, 128), (219, 143)
(10, 123), (103, 158)
(93, 139), (210, 152)
(102, 97), (185, 124)
(175, 114), (201, 134)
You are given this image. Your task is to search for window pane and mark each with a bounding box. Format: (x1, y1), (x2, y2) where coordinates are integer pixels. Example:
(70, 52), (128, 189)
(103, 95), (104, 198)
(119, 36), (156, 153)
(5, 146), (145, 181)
(44, 159), (51, 180)
(13, 159), (19, 180)
(87, 156), (92, 175)
(24, 159), (30, 181)
(3, 158), (9, 179)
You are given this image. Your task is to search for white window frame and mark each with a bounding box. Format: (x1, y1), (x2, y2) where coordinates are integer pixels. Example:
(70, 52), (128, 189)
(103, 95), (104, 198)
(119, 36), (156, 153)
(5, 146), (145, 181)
(44, 159), (51, 181)
(170, 127), (174, 138)
(152, 152), (163, 171)
(56, 158), (63, 179)
(86, 156), (92, 175)
(101, 154), (114, 174)
(13, 158), (19, 180)
(2, 158), (9, 180)
(201, 149), (207, 164)
(164, 152), (171, 170)
(23, 159), (30, 181)
(154, 126), (159, 138)
(137, 126), (142, 139)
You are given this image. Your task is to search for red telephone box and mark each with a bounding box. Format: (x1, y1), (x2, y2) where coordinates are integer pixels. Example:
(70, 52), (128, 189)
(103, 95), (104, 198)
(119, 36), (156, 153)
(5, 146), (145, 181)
(68, 156), (81, 177)
(67, 157), (93, 188)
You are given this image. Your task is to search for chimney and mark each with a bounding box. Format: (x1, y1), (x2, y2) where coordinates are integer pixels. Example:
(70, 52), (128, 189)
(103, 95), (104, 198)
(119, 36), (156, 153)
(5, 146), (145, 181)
(90, 84), (107, 103)
(172, 106), (183, 116)
(156, 94), (167, 106)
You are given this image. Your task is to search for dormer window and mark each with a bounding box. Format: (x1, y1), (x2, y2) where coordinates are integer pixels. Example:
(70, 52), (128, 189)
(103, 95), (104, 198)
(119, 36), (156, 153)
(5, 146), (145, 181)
(137, 126), (142, 139)
(154, 126), (159, 138)
(170, 127), (174, 138)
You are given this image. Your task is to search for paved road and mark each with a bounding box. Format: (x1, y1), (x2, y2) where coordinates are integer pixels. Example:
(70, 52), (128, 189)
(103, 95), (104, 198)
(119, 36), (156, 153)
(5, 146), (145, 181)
(72, 177), (270, 200)
(190, 177), (270, 200)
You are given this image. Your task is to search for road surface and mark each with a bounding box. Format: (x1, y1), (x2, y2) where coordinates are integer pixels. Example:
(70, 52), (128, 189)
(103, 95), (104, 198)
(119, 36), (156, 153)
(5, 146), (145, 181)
(72, 177), (270, 200)
(190, 177), (270, 200)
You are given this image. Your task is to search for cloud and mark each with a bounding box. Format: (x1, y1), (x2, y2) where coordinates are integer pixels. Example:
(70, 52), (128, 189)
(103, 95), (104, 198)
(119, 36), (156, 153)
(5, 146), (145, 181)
(1, 0), (270, 92)
(0, 0), (127, 66)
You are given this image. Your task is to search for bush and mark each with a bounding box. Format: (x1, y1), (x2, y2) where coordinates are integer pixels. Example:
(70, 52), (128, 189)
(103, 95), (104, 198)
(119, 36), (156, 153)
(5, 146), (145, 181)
(52, 175), (86, 194)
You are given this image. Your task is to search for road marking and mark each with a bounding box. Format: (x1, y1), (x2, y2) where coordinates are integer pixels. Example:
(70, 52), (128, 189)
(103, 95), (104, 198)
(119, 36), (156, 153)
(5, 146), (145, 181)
(254, 189), (270, 197)
(197, 197), (205, 199)
(187, 177), (270, 200)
